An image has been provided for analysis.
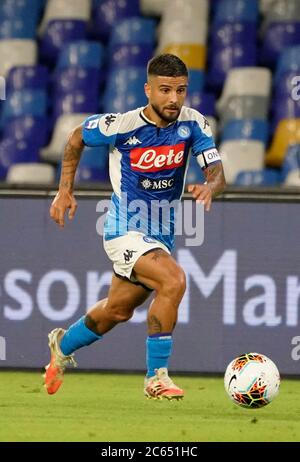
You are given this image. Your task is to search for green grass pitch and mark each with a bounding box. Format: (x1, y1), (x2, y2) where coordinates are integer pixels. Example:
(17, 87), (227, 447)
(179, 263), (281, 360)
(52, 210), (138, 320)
(0, 371), (299, 442)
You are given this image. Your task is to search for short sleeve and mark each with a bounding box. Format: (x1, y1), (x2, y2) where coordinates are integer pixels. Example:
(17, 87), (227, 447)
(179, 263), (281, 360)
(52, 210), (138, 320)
(82, 113), (121, 147)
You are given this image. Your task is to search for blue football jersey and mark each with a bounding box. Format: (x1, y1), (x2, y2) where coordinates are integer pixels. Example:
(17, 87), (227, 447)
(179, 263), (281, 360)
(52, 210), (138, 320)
(82, 106), (221, 250)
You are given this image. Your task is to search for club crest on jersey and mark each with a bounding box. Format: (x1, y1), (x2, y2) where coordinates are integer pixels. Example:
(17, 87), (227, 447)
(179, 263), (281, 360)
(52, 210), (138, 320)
(130, 143), (185, 172)
(138, 175), (175, 191)
(177, 125), (191, 139)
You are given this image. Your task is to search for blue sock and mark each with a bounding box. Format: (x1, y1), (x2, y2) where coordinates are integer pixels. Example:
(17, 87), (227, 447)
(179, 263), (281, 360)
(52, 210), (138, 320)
(146, 333), (173, 378)
(60, 316), (102, 356)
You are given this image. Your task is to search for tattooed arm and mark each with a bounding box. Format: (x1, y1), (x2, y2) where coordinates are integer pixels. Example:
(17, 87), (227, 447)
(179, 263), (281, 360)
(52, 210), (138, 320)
(50, 125), (84, 227)
(188, 162), (226, 212)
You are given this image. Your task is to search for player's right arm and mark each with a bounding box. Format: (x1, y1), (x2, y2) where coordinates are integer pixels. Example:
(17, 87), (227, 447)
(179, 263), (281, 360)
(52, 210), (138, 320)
(50, 125), (84, 228)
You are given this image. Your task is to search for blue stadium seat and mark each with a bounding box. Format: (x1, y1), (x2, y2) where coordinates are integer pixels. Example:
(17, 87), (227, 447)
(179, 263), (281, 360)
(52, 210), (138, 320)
(222, 119), (269, 144)
(186, 155), (206, 184)
(52, 68), (100, 98)
(103, 90), (147, 113)
(260, 22), (300, 68)
(56, 41), (105, 69)
(53, 92), (99, 120)
(105, 67), (147, 94)
(6, 65), (48, 91)
(0, 138), (40, 179)
(213, 0), (259, 24)
(188, 70), (205, 93)
(0, 0), (43, 23)
(274, 71), (300, 97)
(91, 0), (140, 42)
(234, 169), (281, 186)
(110, 44), (153, 69)
(80, 145), (109, 169)
(208, 23), (257, 90)
(272, 96), (300, 129)
(275, 45), (300, 84)
(76, 165), (110, 183)
(0, 17), (37, 39)
(281, 144), (300, 180)
(109, 18), (157, 47)
(3, 116), (49, 148)
(0, 89), (47, 127)
(185, 92), (216, 117)
(40, 20), (87, 65)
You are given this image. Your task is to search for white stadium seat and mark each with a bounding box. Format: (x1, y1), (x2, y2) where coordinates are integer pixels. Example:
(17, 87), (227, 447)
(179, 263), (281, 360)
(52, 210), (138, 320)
(140, 0), (169, 16)
(219, 140), (265, 184)
(39, 0), (91, 35)
(217, 67), (271, 114)
(41, 113), (90, 162)
(0, 39), (37, 77)
(7, 163), (56, 185)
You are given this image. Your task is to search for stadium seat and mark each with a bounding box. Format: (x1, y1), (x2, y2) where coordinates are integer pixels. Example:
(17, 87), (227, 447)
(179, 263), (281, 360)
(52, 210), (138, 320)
(0, 17), (37, 39)
(109, 17), (157, 47)
(266, 119), (300, 166)
(76, 165), (110, 184)
(220, 139), (265, 183)
(140, 0), (168, 16)
(272, 95), (300, 129)
(40, 20), (87, 65)
(91, 0), (140, 42)
(208, 25), (257, 90)
(0, 0), (43, 23)
(188, 70), (205, 93)
(162, 44), (206, 70)
(221, 119), (269, 144)
(3, 116), (49, 148)
(104, 67), (147, 95)
(185, 92), (216, 117)
(52, 68), (100, 98)
(0, 39), (37, 77)
(0, 139), (40, 179)
(220, 95), (270, 127)
(0, 89), (47, 126)
(39, 0), (91, 35)
(56, 41), (105, 69)
(6, 65), (48, 91)
(281, 143), (300, 184)
(260, 22), (300, 68)
(6, 163), (56, 184)
(80, 145), (109, 169)
(158, 0), (208, 51)
(213, 0), (259, 24)
(52, 92), (98, 121)
(41, 113), (90, 162)
(275, 45), (300, 84)
(262, 0), (300, 23)
(186, 155), (206, 184)
(217, 67), (271, 114)
(103, 91), (147, 113)
(110, 44), (154, 70)
(234, 168), (281, 186)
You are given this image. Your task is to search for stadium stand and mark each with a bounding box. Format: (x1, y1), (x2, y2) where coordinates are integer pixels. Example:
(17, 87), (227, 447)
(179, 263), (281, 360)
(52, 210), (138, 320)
(0, 0), (300, 186)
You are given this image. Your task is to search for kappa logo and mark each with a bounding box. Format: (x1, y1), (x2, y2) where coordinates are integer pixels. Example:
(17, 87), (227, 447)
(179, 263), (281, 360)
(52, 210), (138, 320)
(123, 249), (137, 264)
(124, 136), (141, 146)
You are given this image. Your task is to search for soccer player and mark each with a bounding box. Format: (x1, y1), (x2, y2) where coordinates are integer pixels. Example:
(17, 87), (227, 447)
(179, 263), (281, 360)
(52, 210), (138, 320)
(44, 54), (226, 400)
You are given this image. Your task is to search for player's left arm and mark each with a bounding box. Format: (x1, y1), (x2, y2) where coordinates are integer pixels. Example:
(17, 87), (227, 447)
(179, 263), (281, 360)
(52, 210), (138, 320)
(188, 161), (226, 212)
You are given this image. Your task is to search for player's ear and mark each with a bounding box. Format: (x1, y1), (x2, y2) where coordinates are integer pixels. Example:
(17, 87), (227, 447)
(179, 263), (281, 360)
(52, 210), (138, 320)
(144, 82), (151, 98)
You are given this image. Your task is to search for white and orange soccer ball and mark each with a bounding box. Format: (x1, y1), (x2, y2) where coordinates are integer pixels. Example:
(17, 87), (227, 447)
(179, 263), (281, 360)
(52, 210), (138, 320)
(224, 353), (280, 409)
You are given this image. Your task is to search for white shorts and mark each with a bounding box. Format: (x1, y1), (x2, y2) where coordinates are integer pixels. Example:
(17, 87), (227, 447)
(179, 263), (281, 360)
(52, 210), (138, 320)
(103, 231), (170, 284)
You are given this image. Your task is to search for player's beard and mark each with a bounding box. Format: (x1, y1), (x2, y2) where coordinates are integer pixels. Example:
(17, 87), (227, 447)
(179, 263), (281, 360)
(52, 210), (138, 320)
(151, 103), (180, 123)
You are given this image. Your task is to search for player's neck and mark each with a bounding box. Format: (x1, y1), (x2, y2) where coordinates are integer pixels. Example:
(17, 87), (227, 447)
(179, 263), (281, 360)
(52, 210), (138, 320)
(143, 106), (170, 128)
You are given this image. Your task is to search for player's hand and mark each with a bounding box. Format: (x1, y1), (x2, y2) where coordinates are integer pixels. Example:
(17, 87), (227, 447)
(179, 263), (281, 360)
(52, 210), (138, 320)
(187, 183), (212, 212)
(50, 190), (77, 228)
